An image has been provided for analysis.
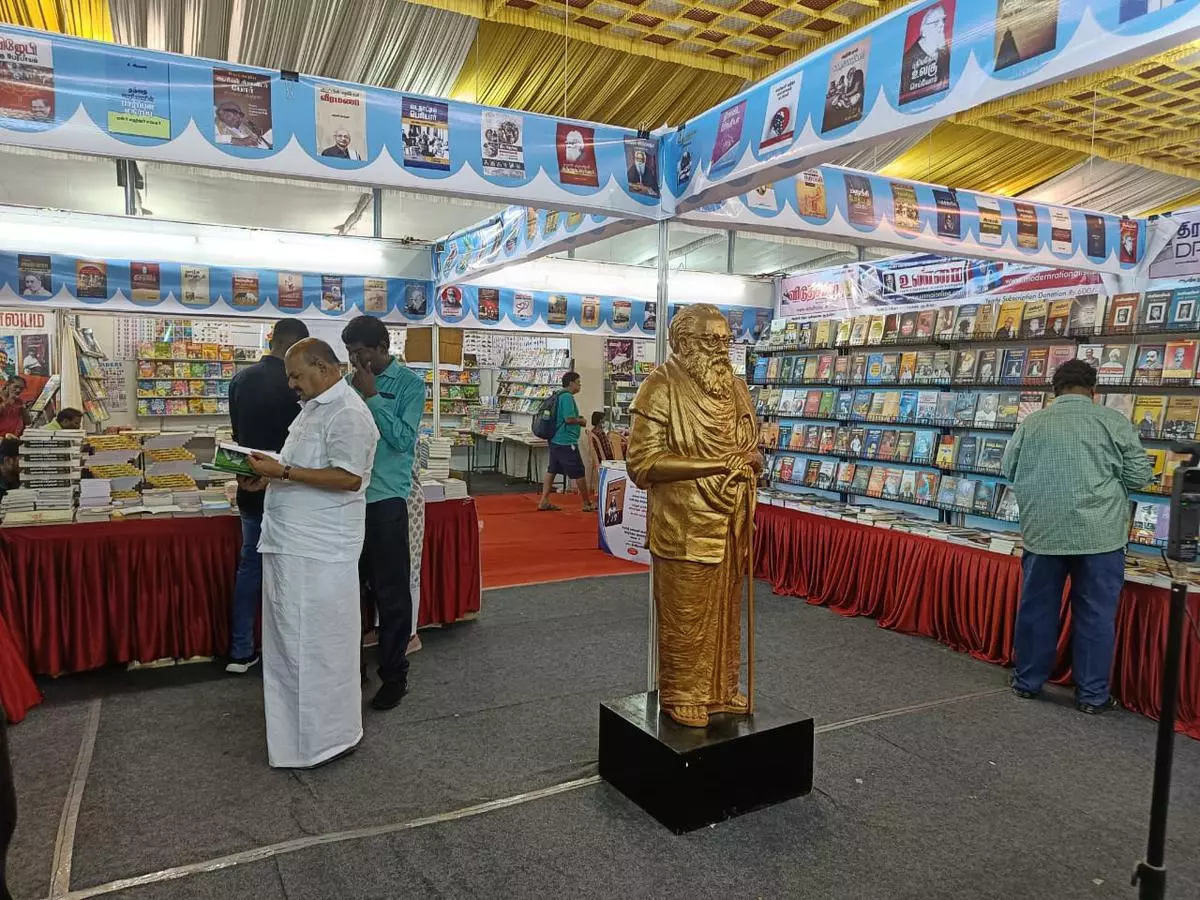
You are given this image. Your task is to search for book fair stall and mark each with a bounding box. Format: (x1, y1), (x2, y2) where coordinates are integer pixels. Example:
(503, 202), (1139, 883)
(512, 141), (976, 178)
(0, 1), (1196, 747)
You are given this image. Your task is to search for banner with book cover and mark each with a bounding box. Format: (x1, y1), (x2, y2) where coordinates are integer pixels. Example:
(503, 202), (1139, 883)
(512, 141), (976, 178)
(597, 462), (650, 566)
(0, 250), (435, 323)
(778, 254), (1113, 320)
(1146, 207), (1200, 281)
(433, 204), (642, 287)
(662, 0), (1200, 213)
(683, 164), (1143, 274)
(432, 283), (768, 341)
(0, 26), (661, 219)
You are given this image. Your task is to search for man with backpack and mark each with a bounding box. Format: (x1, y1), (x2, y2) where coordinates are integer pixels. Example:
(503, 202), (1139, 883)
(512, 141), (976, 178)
(537, 371), (595, 512)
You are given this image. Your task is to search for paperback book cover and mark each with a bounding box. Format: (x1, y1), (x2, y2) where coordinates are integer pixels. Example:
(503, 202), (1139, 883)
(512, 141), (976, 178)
(882, 468), (904, 499)
(913, 431), (935, 463)
(849, 315), (870, 346)
(931, 350), (954, 382)
(917, 310), (937, 339)
(881, 391), (902, 419)
(952, 305), (978, 341)
(898, 390), (918, 422)
(898, 352), (918, 384)
(1069, 294), (1104, 335)
(851, 390), (872, 420)
(803, 391), (823, 417)
(778, 456), (795, 482)
(953, 391), (979, 426)
(936, 434), (958, 468)
(1133, 345), (1165, 385)
(1047, 345), (1076, 379)
(1098, 344), (1133, 383)
(936, 475), (959, 506)
(837, 461), (856, 487)
(956, 436), (978, 469)
(1133, 395), (1166, 438)
(1130, 501), (1162, 544)
(1107, 293), (1139, 332)
(974, 303), (996, 339)
(817, 460), (837, 489)
(974, 392), (1000, 427)
(867, 316), (886, 346)
(1021, 301), (1048, 338)
(866, 353), (885, 385)
(995, 485), (1019, 520)
(1017, 392), (1045, 423)
(883, 314), (901, 344)
(851, 465), (873, 493)
(864, 429), (883, 458)
(796, 322), (813, 349)
(899, 312), (919, 341)
(834, 355), (851, 382)
(1023, 348), (1049, 383)
(850, 353), (869, 383)
(974, 481), (997, 516)
(1168, 288), (1200, 331)
(954, 478), (978, 510)
(916, 471), (939, 503)
(803, 426), (820, 451)
(1162, 340), (1198, 381)
(779, 356), (796, 383)
(1162, 396), (1199, 440)
(816, 353), (836, 382)
(819, 426), (837, 454)
(997, 392), (1021, 426)
(977, 348), (1000, 384)
(935, 306), (956, 338)
(867, 467), (888, 496)
(898, 469), (918, 501)
(835, 318), (853, 346)
(848, 428), (867, 455)
(818, 390), (837, 418)
(834, 427), (851, 454)
(1104, 393), (1134, 422)
(1077, 344), (1104, 370)
(979, 438), (1007, 472)
(954, 348), (979, 383)
(935, 392), (956, 424)
(894, 431), (915, 462)
(876, 430), (897, 460)
(1046, 300), (1073, 337)
(916, 391), (939, 422)
(206, 442), (280, 476)
(995, 301), (1025, 339)
(915, 351), (935, 382)
(1140, 290), (1171, 328)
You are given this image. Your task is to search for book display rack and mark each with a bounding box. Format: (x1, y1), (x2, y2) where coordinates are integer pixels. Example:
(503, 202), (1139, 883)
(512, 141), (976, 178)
(497, 348), (570, 416)
(135, 340), (235, 417)
(754, 291), (1200, 551)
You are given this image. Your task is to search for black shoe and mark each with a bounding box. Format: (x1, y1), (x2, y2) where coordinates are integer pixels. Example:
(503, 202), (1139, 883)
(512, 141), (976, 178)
(1009, 676), (1038, 700)
(1077, 696), (1119, 715)
(371, 681), (408, 710)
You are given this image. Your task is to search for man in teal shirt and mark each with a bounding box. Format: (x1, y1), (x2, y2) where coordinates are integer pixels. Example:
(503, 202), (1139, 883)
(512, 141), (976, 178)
(342, 315), (425, 711)
(1002, 359), (1153, 714)
(539, 371), (595, 512)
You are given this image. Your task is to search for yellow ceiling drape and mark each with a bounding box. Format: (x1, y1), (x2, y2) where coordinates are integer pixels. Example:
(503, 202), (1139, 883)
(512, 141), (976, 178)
(452, 20), (745, 131)
(0, 0), (113, 40)
(881, 123), (1087, 197)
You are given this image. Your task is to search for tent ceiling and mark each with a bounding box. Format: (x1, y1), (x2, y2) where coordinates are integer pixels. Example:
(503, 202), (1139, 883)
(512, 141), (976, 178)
(1, 0), (1198, 231)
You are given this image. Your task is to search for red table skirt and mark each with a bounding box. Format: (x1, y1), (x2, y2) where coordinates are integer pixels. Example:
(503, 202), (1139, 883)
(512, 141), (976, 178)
(754, 504), (1200, 739)
(0, 498), (481, 722)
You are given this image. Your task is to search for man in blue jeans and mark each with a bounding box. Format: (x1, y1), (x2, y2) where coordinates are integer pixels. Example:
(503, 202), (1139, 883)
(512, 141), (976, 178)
(538, 371), (595, 513)
(225, 318), (309, 674)
(1002, 359), (1153, 713)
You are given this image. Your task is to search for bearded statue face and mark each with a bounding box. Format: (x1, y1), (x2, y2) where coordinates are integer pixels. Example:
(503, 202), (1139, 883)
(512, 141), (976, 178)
(672, 308), (735, 399)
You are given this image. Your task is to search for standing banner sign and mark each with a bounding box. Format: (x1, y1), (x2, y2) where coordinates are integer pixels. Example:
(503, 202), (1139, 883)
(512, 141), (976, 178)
(598, 462), (650, 566)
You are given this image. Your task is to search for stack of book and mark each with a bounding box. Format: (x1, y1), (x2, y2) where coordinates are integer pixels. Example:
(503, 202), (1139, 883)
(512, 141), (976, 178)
(0, 489), (37, 524)
(141, 488), (179, 517)
(440, 478), (468, 500)
(21, 428), (84, 510)
(420, 477), (445, 503)
(174, 490), (203, 517)
(76, 479), (112, 523)
(200, 486), (232, 515)
(84, 433), (144, 498)
(418, 437), (453, 479)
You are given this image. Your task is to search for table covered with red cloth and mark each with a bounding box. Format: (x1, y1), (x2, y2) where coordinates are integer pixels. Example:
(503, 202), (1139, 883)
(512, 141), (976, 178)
(754, 503), (1200, 739)
(0, 498), (481, 722)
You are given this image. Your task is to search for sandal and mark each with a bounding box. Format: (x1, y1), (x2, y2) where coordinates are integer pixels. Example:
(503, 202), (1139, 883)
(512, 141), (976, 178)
(581, 503), (597, 513)
(665, 704), (709, 728)
(538, 502), (561, 511)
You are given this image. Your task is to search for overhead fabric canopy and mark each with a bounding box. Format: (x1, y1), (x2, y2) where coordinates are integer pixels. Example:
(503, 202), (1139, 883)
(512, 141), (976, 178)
(1, 0), (1197, 220)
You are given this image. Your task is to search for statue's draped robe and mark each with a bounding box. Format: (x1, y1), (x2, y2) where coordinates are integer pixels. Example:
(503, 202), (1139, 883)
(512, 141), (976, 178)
(626, 357), (758, 708)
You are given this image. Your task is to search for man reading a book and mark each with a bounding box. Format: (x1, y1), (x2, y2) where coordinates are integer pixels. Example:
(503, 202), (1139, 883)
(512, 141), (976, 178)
(1002, 359), (1153, 715)
(244, 338), (378, 768)
(225, 318), (309, 675)
(341, 315), (425, 712)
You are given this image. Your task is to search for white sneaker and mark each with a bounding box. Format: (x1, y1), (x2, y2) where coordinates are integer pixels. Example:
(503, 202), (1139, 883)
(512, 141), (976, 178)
(225, 655), (260, 674)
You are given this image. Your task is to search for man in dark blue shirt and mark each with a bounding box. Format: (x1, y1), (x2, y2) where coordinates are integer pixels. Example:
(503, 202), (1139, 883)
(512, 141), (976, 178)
(225, 318), (309, 673)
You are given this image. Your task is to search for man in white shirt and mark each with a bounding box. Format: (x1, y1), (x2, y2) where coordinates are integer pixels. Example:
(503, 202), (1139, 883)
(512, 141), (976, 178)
(245, 338), (378, 768)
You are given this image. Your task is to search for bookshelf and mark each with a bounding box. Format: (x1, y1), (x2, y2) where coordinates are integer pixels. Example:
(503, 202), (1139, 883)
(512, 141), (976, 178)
(73, 326), (110, 427)
(134, 340), (235, 417)
(497, 348), (570, 416)
(757, 294), (1200, 547)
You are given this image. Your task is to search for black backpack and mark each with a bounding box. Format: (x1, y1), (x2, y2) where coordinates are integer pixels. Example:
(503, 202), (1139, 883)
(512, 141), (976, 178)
(532, 390), (565, 440)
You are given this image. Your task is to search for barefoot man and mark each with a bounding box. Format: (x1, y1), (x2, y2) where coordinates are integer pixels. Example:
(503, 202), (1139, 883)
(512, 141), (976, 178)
(625, 304), (761, 728)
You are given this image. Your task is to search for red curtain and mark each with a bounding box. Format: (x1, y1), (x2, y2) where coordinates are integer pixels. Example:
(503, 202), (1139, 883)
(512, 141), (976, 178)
(0, 500), (482, 723)
(755, 504), (1200, 739)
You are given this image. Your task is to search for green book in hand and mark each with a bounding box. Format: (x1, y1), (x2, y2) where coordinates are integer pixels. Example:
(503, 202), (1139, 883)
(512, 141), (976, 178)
(206, 442), (278, 477)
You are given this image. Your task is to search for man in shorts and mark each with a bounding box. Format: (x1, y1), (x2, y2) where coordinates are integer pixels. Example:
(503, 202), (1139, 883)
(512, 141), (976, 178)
(539, 371), (596, 512)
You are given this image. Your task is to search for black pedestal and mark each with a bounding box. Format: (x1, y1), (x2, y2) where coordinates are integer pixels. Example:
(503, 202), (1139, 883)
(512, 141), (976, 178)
(598, 691), (814, 833)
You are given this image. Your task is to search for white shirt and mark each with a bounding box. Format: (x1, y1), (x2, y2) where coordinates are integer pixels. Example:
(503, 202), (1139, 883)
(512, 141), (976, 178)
(259, 379), (378, 562)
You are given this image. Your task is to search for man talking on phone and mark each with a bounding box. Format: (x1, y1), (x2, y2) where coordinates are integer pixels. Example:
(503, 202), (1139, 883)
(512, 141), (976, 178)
(341, 316), (425, 710)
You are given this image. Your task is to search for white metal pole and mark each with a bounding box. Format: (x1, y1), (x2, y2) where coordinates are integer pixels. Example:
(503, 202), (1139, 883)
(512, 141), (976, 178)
(431, 322), (441, 434)
(647, 219), (669, 693)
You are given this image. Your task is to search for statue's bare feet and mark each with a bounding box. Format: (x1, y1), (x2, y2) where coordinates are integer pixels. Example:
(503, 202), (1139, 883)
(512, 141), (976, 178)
(665, 704), (709, 727)
(709, 694), (750, 715)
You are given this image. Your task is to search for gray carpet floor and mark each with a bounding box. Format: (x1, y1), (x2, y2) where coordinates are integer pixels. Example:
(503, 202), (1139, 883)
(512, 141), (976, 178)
(10, 573), (1200, 900)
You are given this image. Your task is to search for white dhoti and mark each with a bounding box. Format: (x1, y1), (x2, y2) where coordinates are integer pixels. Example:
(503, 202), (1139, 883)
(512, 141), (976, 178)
(261, 552), (363, 768)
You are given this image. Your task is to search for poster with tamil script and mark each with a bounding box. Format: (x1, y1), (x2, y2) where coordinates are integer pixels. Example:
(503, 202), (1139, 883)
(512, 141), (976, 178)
(481, 110), (525, 179)
(0, 31), (54, 122)
(402, 98), (449, 171)
(759, 75), (800, 152)
(212, 69), (272, 149)
(315, 83), (366, 161)
(106, 56), (170, 139)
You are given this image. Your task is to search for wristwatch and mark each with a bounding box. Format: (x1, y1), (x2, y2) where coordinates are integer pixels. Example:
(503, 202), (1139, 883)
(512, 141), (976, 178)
(282, 465), (292, 481)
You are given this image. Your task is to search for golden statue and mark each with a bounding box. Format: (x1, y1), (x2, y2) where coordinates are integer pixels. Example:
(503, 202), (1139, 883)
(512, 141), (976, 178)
(626, 303), (762, 728)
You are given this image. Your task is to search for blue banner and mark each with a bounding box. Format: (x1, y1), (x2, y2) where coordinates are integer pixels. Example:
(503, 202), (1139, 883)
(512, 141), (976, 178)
(683, 164), (1144, 273)
(0, 26), (662, 219)
(661, 0), (1200, 212)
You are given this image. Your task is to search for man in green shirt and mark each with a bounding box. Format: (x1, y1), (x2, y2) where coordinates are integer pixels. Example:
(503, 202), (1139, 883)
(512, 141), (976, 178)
(1002, 359), (1153, 714)
(538, 371), (595, 512)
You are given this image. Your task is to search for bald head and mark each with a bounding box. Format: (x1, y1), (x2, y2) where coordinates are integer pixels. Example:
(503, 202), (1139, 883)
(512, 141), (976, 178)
(285, 338), (342, 400)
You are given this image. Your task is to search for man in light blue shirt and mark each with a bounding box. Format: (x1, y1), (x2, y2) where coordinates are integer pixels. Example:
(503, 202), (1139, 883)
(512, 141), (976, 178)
(342, 316), (425, 711)
(539, 371), (595, 512)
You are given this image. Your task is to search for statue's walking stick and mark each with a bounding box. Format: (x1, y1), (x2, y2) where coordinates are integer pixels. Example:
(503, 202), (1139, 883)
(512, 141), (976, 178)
(746, 480), (756, 716)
